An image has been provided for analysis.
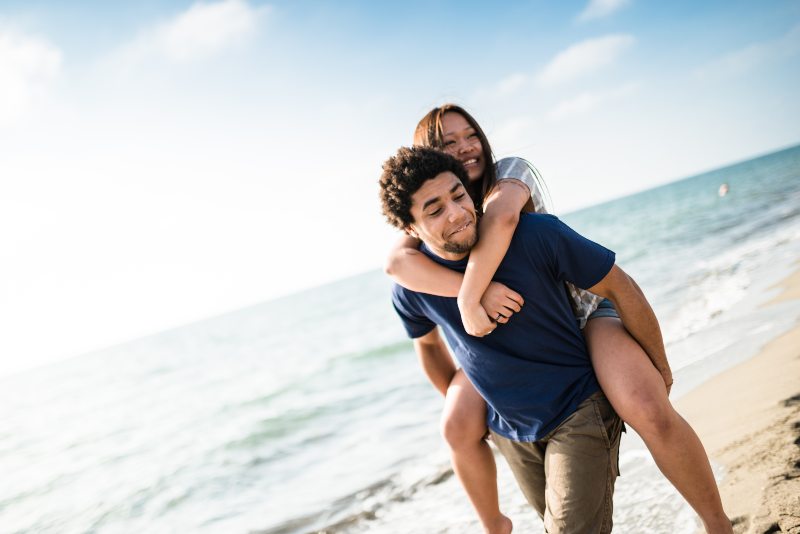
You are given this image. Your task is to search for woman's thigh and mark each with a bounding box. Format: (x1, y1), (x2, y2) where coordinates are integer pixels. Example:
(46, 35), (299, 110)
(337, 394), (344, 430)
(441, 368), (488, 442)
(583, 317), (671, 424)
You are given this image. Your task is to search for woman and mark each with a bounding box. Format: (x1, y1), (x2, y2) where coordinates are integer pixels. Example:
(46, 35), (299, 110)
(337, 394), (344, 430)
(385, 104), (732, 534)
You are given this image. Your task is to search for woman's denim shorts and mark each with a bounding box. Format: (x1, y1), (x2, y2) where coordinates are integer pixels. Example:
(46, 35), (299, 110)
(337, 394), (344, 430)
(587, 298), (619, 320)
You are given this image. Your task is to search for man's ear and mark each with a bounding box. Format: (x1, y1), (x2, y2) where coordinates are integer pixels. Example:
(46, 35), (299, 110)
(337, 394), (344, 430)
(405, 225), (419, 239)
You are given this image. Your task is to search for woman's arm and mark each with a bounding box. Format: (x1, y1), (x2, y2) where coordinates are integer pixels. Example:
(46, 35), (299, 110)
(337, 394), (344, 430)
(458, 179), (533, 336)
(386, 234), (525, 321)
(385, 235), (463, 296)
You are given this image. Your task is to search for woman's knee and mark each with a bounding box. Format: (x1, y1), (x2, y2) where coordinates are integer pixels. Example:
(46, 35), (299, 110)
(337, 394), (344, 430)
(440, 370), (487, 449)
(440, 396), (486, 449)
(585, 318), (678, 436)
(440, 400), (486, 450)
(622, 392), (677, 438)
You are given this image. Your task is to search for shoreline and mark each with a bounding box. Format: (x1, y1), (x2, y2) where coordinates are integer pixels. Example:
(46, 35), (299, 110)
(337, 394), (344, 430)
(675, 267), (800, 533)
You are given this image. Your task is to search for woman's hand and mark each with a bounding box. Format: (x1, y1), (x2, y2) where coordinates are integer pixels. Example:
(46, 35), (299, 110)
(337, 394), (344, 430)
(458, 282), (524, 337)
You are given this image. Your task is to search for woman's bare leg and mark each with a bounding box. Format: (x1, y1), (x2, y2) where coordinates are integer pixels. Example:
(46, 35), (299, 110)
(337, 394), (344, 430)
(441, 369), (512, 534)
(585, 317), (732, 533)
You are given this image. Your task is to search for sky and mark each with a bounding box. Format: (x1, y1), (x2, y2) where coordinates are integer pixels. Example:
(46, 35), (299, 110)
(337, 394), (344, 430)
(1, 0), (799, 376)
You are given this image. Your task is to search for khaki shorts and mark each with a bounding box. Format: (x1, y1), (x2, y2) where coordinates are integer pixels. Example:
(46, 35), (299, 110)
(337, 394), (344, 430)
(490, 390), (623, 534)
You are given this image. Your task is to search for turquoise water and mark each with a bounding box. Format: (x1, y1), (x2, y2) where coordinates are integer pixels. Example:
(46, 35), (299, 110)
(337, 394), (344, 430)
(2, 145), (800, 533)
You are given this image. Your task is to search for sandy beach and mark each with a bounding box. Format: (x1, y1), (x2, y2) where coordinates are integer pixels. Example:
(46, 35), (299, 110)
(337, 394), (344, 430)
(676, 267), (800, 533)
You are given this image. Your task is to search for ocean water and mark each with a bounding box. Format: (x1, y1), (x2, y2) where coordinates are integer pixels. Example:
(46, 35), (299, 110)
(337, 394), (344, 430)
(2, 145), (800, 533)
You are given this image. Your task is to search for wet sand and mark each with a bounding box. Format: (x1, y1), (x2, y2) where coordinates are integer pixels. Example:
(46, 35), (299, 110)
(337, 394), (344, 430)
(676, 268), (800, 533)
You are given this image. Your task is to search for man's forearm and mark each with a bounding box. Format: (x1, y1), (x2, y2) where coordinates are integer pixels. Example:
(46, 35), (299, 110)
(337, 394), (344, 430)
(614, 281), (671, 378)
(589, 266), (672, 384)
(413, 330), (458, 396)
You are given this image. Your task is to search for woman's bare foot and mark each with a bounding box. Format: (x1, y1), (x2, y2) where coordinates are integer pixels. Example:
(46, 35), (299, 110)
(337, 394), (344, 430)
(485, 514), (512, 534)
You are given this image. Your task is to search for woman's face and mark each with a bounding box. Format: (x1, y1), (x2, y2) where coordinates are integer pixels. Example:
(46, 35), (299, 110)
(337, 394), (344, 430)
(441, 112), (486, 182)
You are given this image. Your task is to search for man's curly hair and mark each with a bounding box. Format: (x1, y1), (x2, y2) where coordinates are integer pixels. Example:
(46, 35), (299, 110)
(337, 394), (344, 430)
(379, 146), (470, 230)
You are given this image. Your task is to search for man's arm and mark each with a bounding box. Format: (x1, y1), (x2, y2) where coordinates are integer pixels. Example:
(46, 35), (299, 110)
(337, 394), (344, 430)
(587, 264), (673, 391)
(413, 328), (458, 397)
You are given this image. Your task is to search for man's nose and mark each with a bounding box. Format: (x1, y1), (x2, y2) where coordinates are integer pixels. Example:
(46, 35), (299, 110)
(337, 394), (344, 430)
(446, 202), (464, 221)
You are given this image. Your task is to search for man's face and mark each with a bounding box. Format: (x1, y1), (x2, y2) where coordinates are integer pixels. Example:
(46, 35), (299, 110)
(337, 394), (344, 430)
(406, 171), (478, 260)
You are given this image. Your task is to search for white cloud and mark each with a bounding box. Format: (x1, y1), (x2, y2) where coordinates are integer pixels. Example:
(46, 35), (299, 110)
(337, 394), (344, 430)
(120, 0), (267, 64)
(537, 34), (634, 87)
(547, 81), (640, 120)
(694, 23), (800, 80)
(494, 72), (529, 95)
(548, 92), (602, 120)
(0, 29), (61, 124)
(474, 72), (531, 100)
(577, 0), (632, 22)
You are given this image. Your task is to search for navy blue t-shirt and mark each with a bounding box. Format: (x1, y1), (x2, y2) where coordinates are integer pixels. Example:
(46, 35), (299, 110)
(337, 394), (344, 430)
(392, 213), (615, 442)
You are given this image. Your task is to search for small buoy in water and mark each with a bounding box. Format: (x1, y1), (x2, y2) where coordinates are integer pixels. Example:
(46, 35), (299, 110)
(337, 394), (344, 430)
(718, 183), (729, 197)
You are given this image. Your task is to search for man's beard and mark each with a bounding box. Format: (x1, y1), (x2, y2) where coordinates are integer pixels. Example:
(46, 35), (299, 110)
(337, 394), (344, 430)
(443, 231), (478, 254)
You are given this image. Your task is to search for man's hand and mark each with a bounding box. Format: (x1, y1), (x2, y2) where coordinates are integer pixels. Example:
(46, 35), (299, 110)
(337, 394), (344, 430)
(662, 368), (674, 395)
(458, 282), (523, 337)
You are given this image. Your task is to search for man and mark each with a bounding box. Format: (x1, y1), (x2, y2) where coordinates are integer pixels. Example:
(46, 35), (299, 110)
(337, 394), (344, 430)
(378, 146), (665, 533)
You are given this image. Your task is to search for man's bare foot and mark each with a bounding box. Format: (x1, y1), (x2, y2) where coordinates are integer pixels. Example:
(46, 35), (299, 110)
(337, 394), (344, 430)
(484, 514), (512, 534)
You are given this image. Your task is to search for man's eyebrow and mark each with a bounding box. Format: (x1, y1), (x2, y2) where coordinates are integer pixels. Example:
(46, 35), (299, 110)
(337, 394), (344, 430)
(422, 183), (463, 211)
(422, 196), (441, 211)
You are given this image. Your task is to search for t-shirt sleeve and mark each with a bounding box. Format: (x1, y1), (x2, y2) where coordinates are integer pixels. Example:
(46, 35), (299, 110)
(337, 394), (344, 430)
(495, 157), (547, 213)
(391, 285), (437, 338)
(536, 215), (616, 290)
